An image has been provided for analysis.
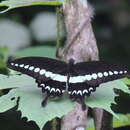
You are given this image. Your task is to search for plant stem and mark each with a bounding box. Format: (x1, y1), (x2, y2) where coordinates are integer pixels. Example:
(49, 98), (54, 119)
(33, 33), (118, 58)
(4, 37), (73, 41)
(56, 6), (61, 52)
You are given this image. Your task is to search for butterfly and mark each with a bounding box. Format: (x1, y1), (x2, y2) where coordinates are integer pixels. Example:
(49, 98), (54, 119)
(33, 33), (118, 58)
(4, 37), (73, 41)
(7, 57), (129, 109)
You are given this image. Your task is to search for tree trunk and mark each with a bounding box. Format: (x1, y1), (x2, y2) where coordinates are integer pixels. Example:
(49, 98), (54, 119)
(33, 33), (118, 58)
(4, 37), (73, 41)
(57, 0), (113, 130)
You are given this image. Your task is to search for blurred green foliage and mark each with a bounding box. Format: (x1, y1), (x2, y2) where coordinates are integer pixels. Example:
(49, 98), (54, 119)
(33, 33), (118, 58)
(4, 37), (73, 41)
(0, 47), (9, 75)
(0, 0), (130, 129)
(15, 46), (56, 58)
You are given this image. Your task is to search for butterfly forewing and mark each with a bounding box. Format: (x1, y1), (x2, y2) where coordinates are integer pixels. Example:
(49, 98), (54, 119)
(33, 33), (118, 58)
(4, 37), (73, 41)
(71, 61), (129, 86)
(7, 57), (68, 97)
(7, 57), (68, 82)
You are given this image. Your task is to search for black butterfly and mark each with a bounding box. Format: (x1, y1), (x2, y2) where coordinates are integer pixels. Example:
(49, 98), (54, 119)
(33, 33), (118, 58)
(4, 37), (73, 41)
(7, 57), (130, 109)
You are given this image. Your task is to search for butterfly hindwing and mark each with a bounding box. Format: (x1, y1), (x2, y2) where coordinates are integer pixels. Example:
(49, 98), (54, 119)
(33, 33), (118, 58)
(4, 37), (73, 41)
(36, 79), (66, 97)
(68, 82), (97, 99)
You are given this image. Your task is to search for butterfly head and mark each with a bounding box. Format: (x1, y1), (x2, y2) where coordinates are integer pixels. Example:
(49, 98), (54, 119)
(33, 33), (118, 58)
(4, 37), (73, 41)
(69, 59), (75, 65)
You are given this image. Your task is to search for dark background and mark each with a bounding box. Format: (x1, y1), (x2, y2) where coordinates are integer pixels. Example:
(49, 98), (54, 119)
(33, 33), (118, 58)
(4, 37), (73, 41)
(0, 0), (130, 65)
(0, 0), (130, 129)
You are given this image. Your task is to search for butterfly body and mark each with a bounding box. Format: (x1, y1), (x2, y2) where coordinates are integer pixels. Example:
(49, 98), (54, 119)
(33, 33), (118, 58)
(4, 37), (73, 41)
(7, 57), (129, 106)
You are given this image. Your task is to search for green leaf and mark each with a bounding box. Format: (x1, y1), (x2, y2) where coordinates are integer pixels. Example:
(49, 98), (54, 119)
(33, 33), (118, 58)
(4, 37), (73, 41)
(0, 0), (64, 13)
(121, 78), (130, 86)
(0, 74), (130, 129)
(0, 86), (74, 129)
(0, 46), (9, 75)
(0, 59), (6, 68)
(0, 46), (8, 60)
(15, 46), (56, 58)
(0, 74), (35, 90)
(86, 80), (130, 117)
(113, 114), (130, 128)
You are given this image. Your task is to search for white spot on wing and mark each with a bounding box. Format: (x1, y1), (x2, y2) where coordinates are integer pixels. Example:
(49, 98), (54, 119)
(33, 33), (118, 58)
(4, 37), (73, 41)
(109, 71), (113, 75)
(124, 71), (127, 73)
(50, 88), (55, 92)
(15, 64), (18, 67)
(92, 73), (97, 79)
(114, 71), (118, 74)
(52, 74), (67, 82)
(104, 72), (108, 76)
(56, 89), (61, 93)
(69, 77), (76, 83)
(11, 63), (14, 66)
(89, 87), (93, 91)
(83, 89), (88, 94)
(98, 72), (103, 78)
(69, 74), (93, 83)
(62, 90), (65, 93)
(72, 90), (76, 95)
(69, 76), (84, 83)
(41, 84), (45, 87)
(85, 75), (92, 81)
(20, 64), (24, 68)
(45, 71), (53, 77)
(34, 67), (40, 72)
(39, 69), (46, 75)
(68, 91), (71, 94)
(77, 90), (82, 95)
(45, 86), (50, 91)
(29, 66), (34, 70)
(24, 65), (29, 69)
(50, 73), (57, 78)
(119, 71), (123, 74)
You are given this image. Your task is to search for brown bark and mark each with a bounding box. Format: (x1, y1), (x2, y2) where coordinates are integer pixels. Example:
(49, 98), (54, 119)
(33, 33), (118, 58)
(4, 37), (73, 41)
(57, 0), (113, 130)
(61, 104), (88, 130)
(60, 0), (99, 63)
(92, 108), (103, 130)
(100, 111), (113, 130)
